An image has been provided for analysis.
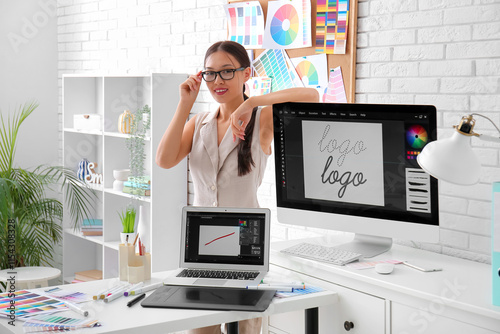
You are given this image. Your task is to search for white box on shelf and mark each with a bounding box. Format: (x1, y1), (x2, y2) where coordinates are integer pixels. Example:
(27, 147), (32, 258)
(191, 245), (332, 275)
(74, 114), (102, 131)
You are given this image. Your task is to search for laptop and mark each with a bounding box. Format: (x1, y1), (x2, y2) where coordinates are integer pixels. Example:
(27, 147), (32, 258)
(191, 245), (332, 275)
(163, 206), (271, 288)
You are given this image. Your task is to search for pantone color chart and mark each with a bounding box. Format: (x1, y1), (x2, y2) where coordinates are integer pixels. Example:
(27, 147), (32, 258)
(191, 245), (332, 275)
(252, 49), (298, 92)
(224, 2), (264, 49)
(316, 0), (350, 54)
(0, 290), (67, 320)
(24, 314), (101, 332)
(245, 77), (272, 97)
(324, 67), (347, 103)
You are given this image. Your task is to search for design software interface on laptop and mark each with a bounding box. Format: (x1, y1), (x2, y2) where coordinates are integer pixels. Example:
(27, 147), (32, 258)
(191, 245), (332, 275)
(164, 207), (270, 287)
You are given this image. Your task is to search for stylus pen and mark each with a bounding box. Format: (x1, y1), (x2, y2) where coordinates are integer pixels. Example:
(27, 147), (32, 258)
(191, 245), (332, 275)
(65, 301), (89, 317)
(403, 261), (442, 272)
(127, 293), (146, 307)
(130, 282), (163, 295)
(247, 285), (293, 292)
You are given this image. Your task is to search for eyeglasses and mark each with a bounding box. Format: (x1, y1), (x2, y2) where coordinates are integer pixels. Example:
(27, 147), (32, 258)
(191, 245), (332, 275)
(201, 67), (246, 82)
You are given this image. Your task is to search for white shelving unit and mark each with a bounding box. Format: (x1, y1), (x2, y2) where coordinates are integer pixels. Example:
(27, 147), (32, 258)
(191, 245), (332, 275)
(62, 73), (187, 283)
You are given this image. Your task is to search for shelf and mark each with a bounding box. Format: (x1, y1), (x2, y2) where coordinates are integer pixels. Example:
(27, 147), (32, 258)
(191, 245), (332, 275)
(105, 240), (121, 251)
(104, 187), (151, 202)
(65, 228), (104, 245)
(64, 127), (103, 135)
(104, 131), (151, 141)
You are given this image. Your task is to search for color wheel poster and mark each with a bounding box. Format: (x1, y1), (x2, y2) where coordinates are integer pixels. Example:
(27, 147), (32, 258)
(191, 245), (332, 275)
(224, 2), (265, 49)
(291, 54), (328, 97)
(301, 120), (385, 206)
(263, 0), (312, 49)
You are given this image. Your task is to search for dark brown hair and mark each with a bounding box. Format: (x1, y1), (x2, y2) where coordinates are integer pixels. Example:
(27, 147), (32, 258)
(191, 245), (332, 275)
(204, 41), (257, 176)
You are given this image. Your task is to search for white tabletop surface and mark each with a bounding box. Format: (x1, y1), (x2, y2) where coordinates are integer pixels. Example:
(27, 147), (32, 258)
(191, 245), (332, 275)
(0, 267), (61, 282)
(0, 271), (337, 334)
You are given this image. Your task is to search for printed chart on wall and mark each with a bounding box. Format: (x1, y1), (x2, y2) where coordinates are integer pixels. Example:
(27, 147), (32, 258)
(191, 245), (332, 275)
(291, 54), (328, 99)
(301, 120), (385, 206)
(263, 0), (312, 49)
(252, 49), (303, 91)
(245, 76), (272, 97)
(199, 225), (240, 256)
(324, 66), (347, 102)
(224, 2), (265, 49)
(316, 0), (350, 54)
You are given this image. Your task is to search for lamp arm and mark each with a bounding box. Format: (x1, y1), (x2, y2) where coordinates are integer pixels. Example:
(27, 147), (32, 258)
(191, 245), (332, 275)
(470, 113), (500, 135)
(477, 133), (500, 143)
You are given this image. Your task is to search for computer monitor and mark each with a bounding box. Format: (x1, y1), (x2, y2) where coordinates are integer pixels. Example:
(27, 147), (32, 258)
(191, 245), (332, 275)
(273, 102), (439, 257)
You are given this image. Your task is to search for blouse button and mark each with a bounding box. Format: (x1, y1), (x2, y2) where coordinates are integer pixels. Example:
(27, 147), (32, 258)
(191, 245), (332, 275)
(211, 185), (216, 191)
(212, 201), (217, 207)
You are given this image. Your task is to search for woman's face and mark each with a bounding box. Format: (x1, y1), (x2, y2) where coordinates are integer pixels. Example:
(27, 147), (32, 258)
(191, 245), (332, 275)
(204, 51), (251, 105)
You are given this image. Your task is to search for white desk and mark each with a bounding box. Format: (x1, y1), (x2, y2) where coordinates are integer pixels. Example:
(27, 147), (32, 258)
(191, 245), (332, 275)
(0, 271), (337, 334)
(267, 236), (500, 334)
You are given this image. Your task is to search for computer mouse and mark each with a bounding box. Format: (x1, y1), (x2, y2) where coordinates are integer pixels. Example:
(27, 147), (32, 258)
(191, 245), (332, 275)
(374, 263), (394, 275)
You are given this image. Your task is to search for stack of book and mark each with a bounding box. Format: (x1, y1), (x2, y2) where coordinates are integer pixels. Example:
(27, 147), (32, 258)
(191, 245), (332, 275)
(122, 175), (151, 196)
(81, 219), (102, 236)
(72, 269), (103, 284)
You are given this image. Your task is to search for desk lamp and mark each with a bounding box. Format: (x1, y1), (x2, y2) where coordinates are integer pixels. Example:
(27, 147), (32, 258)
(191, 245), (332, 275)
(416, 113), (500, 185)
(416, 113), (500, 307)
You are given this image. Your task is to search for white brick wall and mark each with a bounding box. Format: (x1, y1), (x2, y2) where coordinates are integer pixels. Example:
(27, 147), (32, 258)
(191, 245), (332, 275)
(57, 0), (500, 264)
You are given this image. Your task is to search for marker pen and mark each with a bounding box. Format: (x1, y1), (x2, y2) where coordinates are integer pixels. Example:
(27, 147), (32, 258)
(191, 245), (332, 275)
(246, 285), (293, 292)
(130, 282), (162, 295)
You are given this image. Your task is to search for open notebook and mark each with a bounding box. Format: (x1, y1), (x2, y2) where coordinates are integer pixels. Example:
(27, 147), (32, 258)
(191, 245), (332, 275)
(163, 206), (270, 288)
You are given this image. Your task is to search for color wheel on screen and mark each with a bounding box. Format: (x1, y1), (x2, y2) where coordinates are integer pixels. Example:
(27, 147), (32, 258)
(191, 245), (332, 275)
(270, 4), (299, 46)
(295, 60), (319, 86)
(406, 125), (428, 149)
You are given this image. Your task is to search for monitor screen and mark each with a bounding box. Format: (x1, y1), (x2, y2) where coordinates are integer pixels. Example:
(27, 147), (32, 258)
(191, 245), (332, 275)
(273, 102), (439, 255)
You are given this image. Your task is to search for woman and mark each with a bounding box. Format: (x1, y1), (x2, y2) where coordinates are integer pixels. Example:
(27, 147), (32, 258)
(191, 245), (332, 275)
(156, 41), (318, 334)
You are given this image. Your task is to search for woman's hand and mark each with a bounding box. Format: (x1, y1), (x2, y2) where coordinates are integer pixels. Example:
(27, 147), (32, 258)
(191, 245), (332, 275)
(230, 98), (254, 142)
(179, 71), (202, 104)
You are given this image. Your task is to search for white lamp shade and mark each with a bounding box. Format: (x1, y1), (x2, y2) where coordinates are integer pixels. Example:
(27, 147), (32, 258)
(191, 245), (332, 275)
(417, 131), (481, 185)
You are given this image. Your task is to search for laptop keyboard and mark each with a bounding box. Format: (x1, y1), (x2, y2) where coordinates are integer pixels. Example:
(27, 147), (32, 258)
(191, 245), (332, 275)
(177, 269), (259, 280)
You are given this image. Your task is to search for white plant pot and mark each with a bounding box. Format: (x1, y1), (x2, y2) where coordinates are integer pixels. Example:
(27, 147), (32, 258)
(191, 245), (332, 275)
(120, 232), (136, 245)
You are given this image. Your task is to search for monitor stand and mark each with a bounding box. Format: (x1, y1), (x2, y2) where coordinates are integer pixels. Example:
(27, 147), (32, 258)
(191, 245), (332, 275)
(335, 234), (392, 258)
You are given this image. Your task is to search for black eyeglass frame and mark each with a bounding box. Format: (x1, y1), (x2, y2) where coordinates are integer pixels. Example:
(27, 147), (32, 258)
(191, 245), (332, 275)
(201, 67), (246, 82)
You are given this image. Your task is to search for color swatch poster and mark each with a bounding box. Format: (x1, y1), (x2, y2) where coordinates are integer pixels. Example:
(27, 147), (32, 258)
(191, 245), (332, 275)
(224, 2), (265, 49)
(324, 66), (347, 103)
(301, 120), (385, 206)
(291, 54), (328, 98)
(263, 0), (312, 49)
(245, 76), (272, 97)
(316, 0), (350, 54)
(0, 290), (67, 320)
(252, 49), (303, 92)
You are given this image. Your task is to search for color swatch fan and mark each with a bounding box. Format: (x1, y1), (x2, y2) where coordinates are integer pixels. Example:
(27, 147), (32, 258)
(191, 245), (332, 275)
(295, 60), (319, 86)
(406, 125), (428, 149)
(263, 0), (311, 49)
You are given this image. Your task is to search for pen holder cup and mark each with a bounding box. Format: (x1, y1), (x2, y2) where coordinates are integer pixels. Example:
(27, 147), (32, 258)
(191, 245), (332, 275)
(119, 243), (134, 281)
(127, 265), (144, 284)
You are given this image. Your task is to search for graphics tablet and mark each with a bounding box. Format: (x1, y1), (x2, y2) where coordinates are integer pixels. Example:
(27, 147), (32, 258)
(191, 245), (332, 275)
(141, 285), (275, 312)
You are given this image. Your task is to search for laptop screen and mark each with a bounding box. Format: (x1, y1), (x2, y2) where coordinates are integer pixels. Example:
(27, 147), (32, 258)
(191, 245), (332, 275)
(184, 210), (267, 266)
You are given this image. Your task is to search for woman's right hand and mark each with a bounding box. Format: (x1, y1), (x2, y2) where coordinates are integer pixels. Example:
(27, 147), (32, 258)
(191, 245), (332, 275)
(179, 71), (203, 104)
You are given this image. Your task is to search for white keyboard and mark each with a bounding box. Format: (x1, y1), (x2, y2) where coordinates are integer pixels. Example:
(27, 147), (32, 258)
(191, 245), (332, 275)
(280, 242), (362, 266)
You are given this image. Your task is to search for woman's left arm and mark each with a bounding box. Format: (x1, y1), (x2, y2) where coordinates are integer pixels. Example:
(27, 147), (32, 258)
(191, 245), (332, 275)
(230, 87), (319, 141)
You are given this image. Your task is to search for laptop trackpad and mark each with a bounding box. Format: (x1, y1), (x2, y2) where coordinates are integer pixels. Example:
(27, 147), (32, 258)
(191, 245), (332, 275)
(194, 278), (227, 286)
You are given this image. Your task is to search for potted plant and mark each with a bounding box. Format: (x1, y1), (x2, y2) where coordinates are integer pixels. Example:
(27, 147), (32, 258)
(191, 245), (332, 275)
(118, 206), (136, 244)
(0, 102), (97, 271)
(125, 105), (151, 196)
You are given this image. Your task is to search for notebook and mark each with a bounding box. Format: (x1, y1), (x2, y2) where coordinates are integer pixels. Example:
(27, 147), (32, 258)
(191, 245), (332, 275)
(163, 206), (271, 288)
